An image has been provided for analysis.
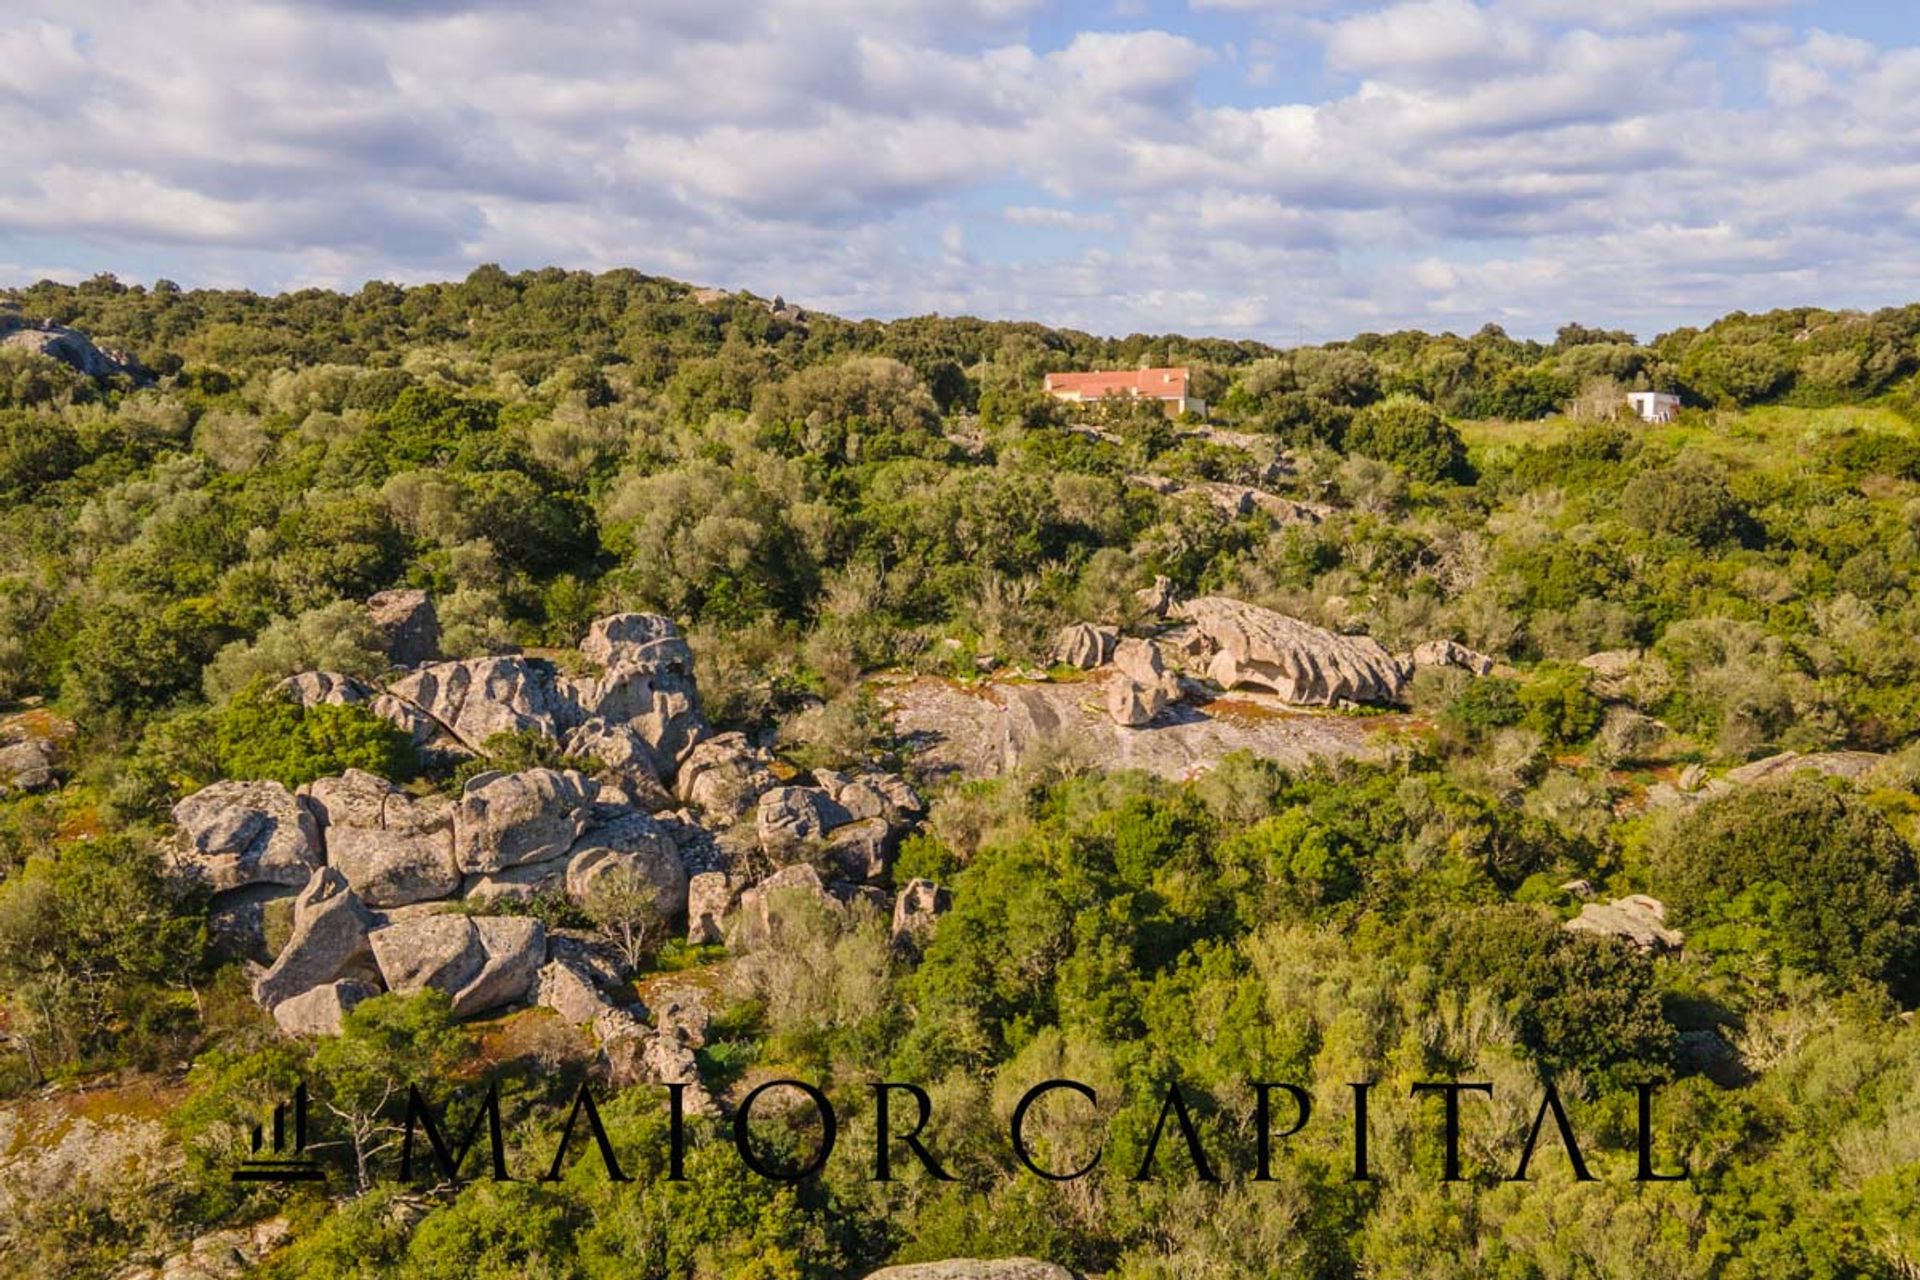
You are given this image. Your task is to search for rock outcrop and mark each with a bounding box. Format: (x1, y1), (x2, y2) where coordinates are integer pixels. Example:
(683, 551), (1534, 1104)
(1565, 895), (1682, 952)
(568, 613), (708, 772)
(1178, 596), (1407, 706)
(389, 657), (569, 753)
(0, 313), (142, 380)
(1051, 623), (1117, 670)
(565, 808), (688, 915)
(272, 979), (380, 1037)
(1409, 638), (1496, 677)
(453, 768), (596, 873)
(171, 781), (323, 894)
(366, 588), (441, 667)
(369, 914), (546, 1018)
(306, 770), (459, 907)
(251, 868), (378, 1010)
(171, 609), (930, 1041)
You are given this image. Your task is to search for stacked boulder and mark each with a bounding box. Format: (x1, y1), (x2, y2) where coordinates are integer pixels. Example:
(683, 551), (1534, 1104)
(1178, 596), (1407, 706)
(169, 610), (947, 1051)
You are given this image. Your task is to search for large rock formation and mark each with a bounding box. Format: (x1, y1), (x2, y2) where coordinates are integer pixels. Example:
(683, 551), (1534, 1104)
(389, 657), (569, 753)
(1565, 895), (1682, 952)
(306, 770), (459, 907)
(1178, 596), (1407, 706)
(366, 588), (440, 667)
(251, 868), (378, 1010)
(565, 808), (688, 915)
(453, 768), (596, 873)
(369, 914), (546, 1018)
(889, 675), (1392, 784)
(171, 780), (323, 894)
(1050, 623), (1117, 670)
(567, 613), (708, 773)
(0, 313), (142, 380)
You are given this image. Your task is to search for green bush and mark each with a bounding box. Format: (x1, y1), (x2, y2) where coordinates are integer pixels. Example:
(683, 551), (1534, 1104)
(1344, 394), (1470, 482)
(1653, 776), (1920, 997)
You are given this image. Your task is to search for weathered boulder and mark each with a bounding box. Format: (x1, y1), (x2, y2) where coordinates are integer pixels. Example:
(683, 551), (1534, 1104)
(565, 614), (708, 770)
(814, 768), (924, 827)
(453, 768), (596, 873)
(1050, 623), (1117, 670)
(891, 878), (950, 956)
(863, 1262), (1077, 1280)
(306, 770), (460, 907)
(537, 956), (614, 1026)
(1134, 575), (1176, 619)
(251, 868), (378, 1010)
(367, 589), (440, 667)
(0, 738), (56, 796)
(1107, 637), (1183, 726)
(649, 984), (714, 1047)
(1410, 638), (1496, 677)
(1565, 895), (1682, 952)
(676, 731), (777, 822)
(272, 979), (379, 1037)
(827, 816), (894, 883)
(730, 864), (861, 949)
(171, 781), (322, 894)
(1723, 750), (1884, 787)
(686, 870), (734, 945)
(369, 914), (546, 1018)
(0, 316), (141, 380)
(579, 613), (689, 669)
(278, 670), (375, 708)
(1107, 677), (1170, 727)
(756, 786), (852, 860)
(565, 718), (667, 786)
(1178, 596), (1407, 706)
(460, 856), (569, 904)
(565, 809), (688, 915)
(388, 657), (568, 753)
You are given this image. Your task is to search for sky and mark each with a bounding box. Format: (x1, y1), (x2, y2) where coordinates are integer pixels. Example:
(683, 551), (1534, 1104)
(1, 0), (1917, 344)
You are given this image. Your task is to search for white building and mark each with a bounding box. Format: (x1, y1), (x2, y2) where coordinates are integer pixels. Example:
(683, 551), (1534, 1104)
(1627, 391), (1681, 423)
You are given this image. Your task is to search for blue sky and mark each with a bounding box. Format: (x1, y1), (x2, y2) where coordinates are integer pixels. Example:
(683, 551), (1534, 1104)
(2, 0), (1917, 342)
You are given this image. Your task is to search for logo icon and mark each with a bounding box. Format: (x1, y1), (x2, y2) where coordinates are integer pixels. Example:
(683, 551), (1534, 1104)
(231, 1082), (326, 1183)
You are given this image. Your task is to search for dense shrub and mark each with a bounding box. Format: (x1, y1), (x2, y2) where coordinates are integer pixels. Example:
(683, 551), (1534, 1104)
(1652, 777), (1920, 998)
(1343, 394), (1470, 482)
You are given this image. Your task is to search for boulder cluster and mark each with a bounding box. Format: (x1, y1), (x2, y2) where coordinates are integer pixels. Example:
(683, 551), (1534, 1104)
(1049, 592), (1499, 726)
(167, 606), (945, 1095)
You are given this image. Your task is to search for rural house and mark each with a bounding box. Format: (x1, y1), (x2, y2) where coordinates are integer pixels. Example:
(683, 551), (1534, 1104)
(1044, 366), (1206, 416)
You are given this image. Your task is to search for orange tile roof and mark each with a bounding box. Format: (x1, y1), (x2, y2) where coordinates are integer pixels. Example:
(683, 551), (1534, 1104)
(1044, 367), (1192, 399)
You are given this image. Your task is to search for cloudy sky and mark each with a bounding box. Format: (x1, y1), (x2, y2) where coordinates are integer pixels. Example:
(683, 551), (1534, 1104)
(2, 1), (1916, 342)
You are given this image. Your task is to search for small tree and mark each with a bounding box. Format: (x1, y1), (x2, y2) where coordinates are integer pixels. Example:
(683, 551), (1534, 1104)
(312, 992), (465, 1191)
(583, 865), (668, 974)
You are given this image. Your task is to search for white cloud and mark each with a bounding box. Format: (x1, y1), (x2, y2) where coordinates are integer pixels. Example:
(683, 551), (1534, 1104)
(2, 0), (1918, 342)
(1324, 0), (1537, 82)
